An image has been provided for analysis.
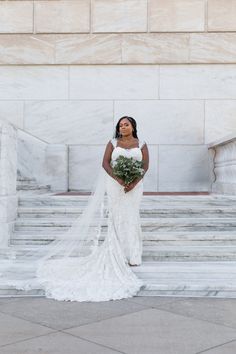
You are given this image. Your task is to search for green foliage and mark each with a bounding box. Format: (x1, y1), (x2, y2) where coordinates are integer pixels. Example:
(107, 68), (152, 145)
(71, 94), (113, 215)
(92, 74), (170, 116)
(111, 155), (144, 185)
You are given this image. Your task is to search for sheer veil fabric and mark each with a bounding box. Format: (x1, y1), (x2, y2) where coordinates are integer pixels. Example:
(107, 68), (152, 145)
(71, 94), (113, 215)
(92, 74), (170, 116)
(0, 138), (146, 302)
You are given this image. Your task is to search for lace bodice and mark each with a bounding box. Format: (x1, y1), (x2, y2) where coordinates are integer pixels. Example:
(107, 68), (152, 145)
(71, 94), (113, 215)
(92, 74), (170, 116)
(110, 138), (145, 162)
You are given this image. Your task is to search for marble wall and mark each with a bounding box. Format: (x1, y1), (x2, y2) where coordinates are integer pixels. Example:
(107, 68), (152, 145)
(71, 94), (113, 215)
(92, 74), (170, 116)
(1, 0), (236, 35)
(0, 0), (236, 192)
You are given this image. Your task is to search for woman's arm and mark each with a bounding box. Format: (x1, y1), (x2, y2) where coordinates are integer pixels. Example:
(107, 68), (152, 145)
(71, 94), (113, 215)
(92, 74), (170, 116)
(124, 143), (149, 192)
(102, 141), (125, 186)
(141, 143), (149, 176)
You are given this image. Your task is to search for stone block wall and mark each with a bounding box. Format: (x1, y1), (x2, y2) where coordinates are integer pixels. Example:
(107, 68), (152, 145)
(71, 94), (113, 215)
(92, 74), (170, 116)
(0, 0), (236, 191)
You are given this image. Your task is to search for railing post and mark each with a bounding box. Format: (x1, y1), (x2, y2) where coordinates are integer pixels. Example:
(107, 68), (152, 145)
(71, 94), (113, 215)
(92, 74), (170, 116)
(0, 121), (17, 247)
(208, 135), (236, 195)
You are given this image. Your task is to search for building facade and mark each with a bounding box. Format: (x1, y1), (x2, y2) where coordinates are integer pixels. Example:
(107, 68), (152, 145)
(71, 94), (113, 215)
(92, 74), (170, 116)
(0, 0), (236, 191)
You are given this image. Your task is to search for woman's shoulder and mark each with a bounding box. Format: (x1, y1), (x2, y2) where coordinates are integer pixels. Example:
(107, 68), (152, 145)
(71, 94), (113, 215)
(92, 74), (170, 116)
(110, 138), (117, 148)
(138, 139), (147, 149)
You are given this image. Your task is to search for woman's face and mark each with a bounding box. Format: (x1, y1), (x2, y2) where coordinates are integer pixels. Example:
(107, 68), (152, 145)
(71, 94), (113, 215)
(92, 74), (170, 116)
(119, 118), (133, 137)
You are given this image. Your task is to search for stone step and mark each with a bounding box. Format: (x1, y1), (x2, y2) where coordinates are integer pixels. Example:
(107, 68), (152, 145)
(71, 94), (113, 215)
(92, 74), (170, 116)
(17, 206), (236, 219)
(0, 286), (45, 297)
(17, 176), (51, 193)
(18, 194), (236, 207)
(138, 287), (236, 297)
(13, 217), (236, 233)
(17, 185), (50, 191)
(0, 261), (236, 298)
(141, 246), (236, 261)
(17, 178), (39, 185)
(10, 231), (236, 246)
(2, 245), (236, 261)
(17, 176), (36, 182)
(135, 261), (236, 298)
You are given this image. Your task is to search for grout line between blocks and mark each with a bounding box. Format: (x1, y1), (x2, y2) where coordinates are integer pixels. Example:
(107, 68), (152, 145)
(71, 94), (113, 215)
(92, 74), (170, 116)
(196, 339), (236, 354)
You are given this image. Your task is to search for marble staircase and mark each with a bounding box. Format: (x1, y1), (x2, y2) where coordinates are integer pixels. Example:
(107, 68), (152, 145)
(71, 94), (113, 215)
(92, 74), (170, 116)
(17, 172), (51, 194)
(1, 193), (236, 298)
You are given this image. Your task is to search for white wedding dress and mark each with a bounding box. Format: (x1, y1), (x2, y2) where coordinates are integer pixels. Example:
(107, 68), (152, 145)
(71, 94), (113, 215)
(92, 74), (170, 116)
(2, 139), (146, 302)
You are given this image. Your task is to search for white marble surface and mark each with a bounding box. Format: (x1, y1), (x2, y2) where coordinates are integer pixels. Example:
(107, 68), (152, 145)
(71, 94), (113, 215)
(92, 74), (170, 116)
(158, 145), (210, 191)
(208, 0), (236, 31)
(4, 193), (236, 297)
(69, 145), (105, 191)
(44, 144), (68, 191)
(114, 100), (204, 144)
(92, 0), (147, 33)
(210, 138), (236, 195)
(17, 130), (68, 191)
(0, 121), (17, 196)
(35, 0), (90, 34)
(149, 0), (205, 32)
(160, 65), (236, 99)
(122, 33), (189, 64)
(208, 133), (236, 148)
(0, 223), (13, 247)
(2, 33), (236, 65)
(205, 100), (236, 144)
(0, 1), (33, 33)
(56, 34), (122, 64)
(69, 65), (159, 99)
(0, 101), (24, 129)
(0, 120), (17, 246)
(0, 196), (17, 223)
(189, 33), (236, 63)
(24, 100), (114, 144)
(0, 66), (68, 100)
(0, 34), (55, 65)
(142, 145), (158, 192)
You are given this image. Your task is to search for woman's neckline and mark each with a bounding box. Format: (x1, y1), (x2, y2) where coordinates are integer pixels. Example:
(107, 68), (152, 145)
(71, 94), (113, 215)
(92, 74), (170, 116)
(116, 138), (139, 150)
(116, 146), (140, 151)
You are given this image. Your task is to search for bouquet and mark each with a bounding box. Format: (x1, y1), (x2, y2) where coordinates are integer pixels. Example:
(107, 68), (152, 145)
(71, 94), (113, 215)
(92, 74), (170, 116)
(111, 155), (144, 185)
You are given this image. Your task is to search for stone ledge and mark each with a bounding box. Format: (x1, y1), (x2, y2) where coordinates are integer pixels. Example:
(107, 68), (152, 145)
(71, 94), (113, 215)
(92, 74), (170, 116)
(208, 134), (236, 149)
(0, 33), (236, 64)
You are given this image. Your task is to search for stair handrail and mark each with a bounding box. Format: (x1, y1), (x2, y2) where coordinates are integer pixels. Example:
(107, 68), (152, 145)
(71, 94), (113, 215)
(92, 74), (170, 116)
(208, 134), (236, 195)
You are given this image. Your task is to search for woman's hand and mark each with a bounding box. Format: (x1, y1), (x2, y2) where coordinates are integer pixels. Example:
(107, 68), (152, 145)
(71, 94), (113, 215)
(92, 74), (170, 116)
(124, 181), (136, 193)
(124, 177), (142, 193)
(115, 177), (125, 186)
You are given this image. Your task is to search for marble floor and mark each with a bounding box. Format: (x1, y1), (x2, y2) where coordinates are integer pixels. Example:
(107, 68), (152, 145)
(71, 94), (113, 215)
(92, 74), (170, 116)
(0, 296), (236, 354)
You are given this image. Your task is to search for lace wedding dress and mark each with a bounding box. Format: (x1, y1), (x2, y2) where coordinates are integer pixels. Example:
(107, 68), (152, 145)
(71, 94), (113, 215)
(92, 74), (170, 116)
(2, 139), (146, 302)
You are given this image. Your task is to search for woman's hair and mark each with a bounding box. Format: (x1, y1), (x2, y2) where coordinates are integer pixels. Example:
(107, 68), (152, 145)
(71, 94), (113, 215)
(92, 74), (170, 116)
(114, 116), (138, 138)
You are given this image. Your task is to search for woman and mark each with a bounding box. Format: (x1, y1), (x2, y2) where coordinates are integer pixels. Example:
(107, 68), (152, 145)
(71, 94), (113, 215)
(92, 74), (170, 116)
(2, 116), (149, 302)
(102, 116), (149, 266)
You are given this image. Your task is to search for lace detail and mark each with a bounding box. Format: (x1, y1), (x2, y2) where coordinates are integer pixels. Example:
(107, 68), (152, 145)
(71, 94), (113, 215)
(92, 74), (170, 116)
(2, 144), (146, 302)
(39, 145), (145, 301)
(111, 138), (145, 150)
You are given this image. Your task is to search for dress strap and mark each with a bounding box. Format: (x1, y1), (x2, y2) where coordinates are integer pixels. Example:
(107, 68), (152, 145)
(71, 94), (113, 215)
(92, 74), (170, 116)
(139, 140), (146, 149)
(110, 138), (117, 148)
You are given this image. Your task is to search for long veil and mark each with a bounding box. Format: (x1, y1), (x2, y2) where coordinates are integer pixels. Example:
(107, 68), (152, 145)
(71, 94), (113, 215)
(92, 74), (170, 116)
(0, 166), (109, 291)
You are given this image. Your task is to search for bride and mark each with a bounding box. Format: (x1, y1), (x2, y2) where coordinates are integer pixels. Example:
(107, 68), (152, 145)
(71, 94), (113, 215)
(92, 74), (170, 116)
(3, 116), (149, 302)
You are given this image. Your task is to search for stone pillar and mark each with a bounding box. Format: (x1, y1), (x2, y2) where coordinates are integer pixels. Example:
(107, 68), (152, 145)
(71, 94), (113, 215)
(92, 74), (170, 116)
(0, 121), (17, 247)
(208, 135), (236, 195)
